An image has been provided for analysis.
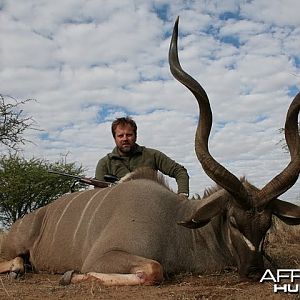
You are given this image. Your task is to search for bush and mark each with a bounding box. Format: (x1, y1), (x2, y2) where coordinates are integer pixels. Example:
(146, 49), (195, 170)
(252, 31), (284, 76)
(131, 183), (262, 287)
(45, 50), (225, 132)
(0, 154), (87, 228)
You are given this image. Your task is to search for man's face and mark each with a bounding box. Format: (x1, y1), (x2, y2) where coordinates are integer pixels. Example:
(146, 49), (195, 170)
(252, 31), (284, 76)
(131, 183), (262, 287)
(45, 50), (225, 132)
(114, 124), (136, 156)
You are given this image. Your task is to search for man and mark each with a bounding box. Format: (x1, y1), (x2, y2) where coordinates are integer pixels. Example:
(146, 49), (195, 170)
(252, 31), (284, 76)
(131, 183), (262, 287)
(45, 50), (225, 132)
(95, 117), (189, 196)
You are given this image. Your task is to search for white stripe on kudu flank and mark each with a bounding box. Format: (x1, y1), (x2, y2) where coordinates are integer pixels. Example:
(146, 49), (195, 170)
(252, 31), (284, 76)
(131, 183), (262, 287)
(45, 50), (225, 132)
(50, 193), (82, 249)
(72, 188), (105, 243)
(85, 188), (115, 235)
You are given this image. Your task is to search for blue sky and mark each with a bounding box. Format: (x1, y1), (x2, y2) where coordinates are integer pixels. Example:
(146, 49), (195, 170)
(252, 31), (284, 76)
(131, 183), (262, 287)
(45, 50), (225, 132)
(0, 0), (299, 201)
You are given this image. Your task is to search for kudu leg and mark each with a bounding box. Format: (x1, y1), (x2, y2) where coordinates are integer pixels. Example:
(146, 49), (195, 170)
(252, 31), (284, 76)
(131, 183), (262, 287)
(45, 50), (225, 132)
(60, 250), (164, 286)
(0, 256), (24, 278)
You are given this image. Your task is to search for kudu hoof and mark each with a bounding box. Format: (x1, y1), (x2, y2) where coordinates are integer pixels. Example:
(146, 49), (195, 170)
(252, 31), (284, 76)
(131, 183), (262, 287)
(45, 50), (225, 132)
(9, 271), (19, 279)
(9, 270), (25, 280)
(59, 270), (75, 286)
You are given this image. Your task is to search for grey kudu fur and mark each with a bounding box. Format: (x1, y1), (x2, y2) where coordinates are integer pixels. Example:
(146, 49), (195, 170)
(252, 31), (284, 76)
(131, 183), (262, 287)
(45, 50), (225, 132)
(0, 18), (300, 285)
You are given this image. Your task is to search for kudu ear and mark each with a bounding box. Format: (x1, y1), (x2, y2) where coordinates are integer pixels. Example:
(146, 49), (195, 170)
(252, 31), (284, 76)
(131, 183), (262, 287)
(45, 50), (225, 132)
(178, 190), (227, 229)
(271, 199), (300, 225)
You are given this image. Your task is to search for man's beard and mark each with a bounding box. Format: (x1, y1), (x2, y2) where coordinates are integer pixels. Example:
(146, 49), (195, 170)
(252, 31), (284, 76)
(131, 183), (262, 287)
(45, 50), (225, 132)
(118, 143), (134, 155)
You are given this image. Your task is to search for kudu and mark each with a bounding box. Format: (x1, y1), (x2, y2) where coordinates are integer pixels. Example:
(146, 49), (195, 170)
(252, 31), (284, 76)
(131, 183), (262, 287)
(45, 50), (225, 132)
(0, 18), (299, 286)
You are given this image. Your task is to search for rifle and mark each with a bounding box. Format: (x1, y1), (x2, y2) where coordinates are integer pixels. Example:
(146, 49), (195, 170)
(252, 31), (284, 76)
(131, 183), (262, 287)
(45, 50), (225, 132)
(48, 170), (115, 188)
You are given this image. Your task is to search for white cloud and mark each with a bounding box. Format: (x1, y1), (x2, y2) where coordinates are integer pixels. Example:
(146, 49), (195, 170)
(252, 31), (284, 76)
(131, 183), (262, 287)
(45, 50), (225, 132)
(242, 0), (300, 27)
(0, 0), (299, 203)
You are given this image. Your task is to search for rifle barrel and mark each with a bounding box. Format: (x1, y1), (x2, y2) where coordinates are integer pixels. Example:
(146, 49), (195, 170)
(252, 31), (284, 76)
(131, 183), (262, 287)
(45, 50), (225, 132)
(48, 170), (82, 179)
(48, 170), (111, 188)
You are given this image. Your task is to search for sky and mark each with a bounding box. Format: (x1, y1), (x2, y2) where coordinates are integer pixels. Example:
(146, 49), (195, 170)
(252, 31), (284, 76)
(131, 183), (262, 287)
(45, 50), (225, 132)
(0, 0), (299, 202)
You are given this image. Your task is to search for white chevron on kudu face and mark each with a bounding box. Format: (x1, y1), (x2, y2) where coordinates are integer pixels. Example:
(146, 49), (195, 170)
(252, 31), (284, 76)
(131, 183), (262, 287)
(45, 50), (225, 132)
(242, 235), (256, 252)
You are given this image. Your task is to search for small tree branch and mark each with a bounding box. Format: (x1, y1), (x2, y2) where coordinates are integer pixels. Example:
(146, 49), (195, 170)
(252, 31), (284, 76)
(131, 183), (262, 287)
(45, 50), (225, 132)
(0, 94), (41, 151)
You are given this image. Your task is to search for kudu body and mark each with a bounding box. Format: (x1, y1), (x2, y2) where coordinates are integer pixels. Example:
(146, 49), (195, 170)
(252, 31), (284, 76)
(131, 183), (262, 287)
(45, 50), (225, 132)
(0, 18), (300, 285)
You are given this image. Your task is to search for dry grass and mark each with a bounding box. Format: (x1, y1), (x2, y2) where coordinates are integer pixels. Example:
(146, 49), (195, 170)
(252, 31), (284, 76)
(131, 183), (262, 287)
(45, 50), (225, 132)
(264, 217), (300, 270)
(0, 231), (7, 259)
(267, 217), (300, 244)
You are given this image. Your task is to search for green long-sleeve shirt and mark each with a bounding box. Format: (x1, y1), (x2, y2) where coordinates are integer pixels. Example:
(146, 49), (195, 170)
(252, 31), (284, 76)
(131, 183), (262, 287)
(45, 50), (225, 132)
(95, 144), (189, 194)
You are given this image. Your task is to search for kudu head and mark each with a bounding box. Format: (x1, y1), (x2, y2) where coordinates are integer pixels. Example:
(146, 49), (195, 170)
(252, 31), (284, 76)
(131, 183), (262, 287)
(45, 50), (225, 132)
(169, 17), (300, 281)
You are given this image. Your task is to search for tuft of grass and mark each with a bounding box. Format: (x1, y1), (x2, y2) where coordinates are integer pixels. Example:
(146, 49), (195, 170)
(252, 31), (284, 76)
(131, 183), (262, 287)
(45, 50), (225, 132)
(265, 217), (300, 269)
(267, 217), (300, 245)
(0, 231), (8, 260)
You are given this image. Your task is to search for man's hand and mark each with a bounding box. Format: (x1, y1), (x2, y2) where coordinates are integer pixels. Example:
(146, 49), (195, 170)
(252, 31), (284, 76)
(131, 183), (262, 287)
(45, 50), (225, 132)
(178, 193), (189, 198)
